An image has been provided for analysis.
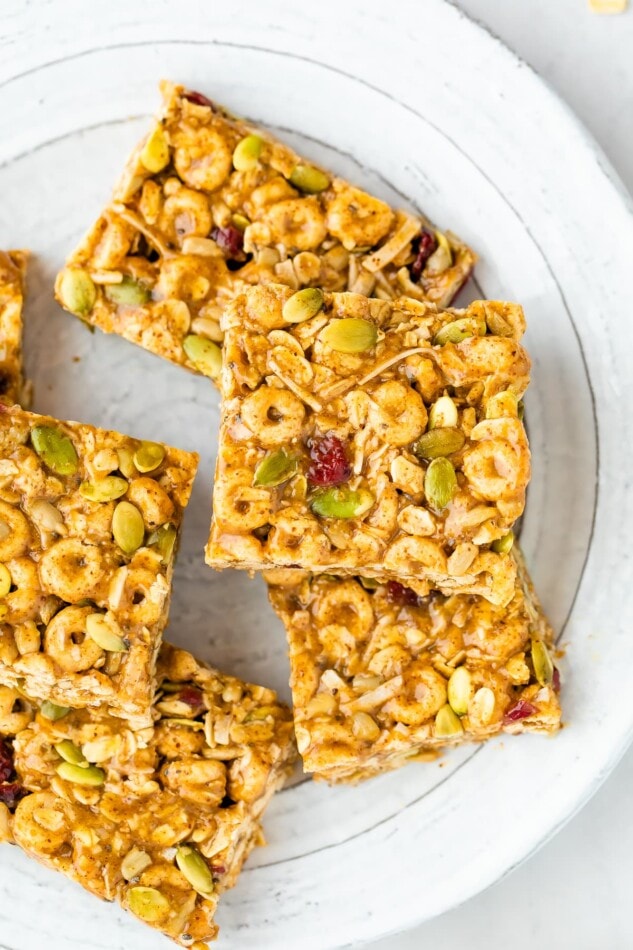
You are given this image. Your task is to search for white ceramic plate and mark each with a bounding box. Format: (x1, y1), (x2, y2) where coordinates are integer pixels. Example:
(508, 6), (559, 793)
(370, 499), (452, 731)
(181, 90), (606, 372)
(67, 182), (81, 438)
(0, 1), (632, 948)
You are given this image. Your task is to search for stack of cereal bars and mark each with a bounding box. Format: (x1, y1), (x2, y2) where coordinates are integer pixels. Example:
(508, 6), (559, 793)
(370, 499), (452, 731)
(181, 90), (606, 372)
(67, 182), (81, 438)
(1, 81), (561, 946)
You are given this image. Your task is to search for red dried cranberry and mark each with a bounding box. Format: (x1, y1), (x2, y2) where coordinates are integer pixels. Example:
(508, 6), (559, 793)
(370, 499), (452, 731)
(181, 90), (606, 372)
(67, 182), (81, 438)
(179, 686), (204, 709)
(307, 435), (351, 487)
(211, 225), (245, 260)
(504, 699), (537, 723)
(0, 738), (15, 784)
(183, 90), (214, 109)
(385, 581), (421, 608)
(552, 667), (561, 692)
(409, 228), (438, 281)
(211, 864), (226, 877)
(0, 782), (26, 809)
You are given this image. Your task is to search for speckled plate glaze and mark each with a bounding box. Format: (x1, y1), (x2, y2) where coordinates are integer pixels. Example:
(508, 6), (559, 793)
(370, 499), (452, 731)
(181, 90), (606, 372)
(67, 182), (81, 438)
(0, 1), (631, 948)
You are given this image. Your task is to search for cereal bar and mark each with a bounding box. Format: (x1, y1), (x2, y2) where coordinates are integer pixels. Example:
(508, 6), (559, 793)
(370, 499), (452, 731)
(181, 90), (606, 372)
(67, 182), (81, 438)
(0, 405), (198, 726)
(55, 81), (475, 379)
(0, 250), (28, 405)
(0, 643), (296, 948)
(268, 549), (561, 783)
(206, 284), (531, 606)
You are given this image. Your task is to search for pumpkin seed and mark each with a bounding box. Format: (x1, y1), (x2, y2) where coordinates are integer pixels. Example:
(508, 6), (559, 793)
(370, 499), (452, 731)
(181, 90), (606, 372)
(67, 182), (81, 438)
(321, 318), (378, 353)
(117, 446), (137, 478)
(56, 762), (105, 786)
(121, 848), (153, 882)
(311, 486), (375, 519)
(447, 666), (472, 716)
(253, 449), (298, 487)
(31, 426), (79, 476)
(55, 740), (88, 767)
(79, 476), (129, 503)
(433, 317), (486, 346)
(133, 441), (166, 473)
(183, 334), (222, 379)
(104, 276), (150, 307)
(425, 231), (453, 275)
(232, 134), (263, 171)
(58, 268), (97, 316)
(434, 703), (464, 738)
(282, 287), (324, 324)
(127, 886), (171, 923)
(492, 530), (514, 555)
(424, 457), (457, 510)
(359, 576), (379, 590)
(140, 125), (170, 173)
(531, 640), (554, 686)
(288, 164), (330, 194)
(413, 427), (465, 460)
(469, 686), (496, 725)
(0, 564), (11, 598)
(86, 613), (129, 653)
(112, 501), (145, 555)
(40, 701), (71, 721)
(176, 845), (215, 896)
(428, 395), (458, 429)
(147, 523), (177, 563)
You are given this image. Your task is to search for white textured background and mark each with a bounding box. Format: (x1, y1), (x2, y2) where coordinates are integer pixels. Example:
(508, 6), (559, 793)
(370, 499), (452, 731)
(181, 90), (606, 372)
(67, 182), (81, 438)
(380, 4), (633, 948)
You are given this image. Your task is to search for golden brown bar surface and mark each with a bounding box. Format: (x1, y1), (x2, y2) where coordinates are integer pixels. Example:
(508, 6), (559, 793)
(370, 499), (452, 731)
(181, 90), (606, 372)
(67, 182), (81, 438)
(0, 250), (28, 405)
(0, 405), (198, 726)
(0, 643), (296, 948)
(207, 284), (531, 606)
(268, 550), (561, 784)
(55, 81), (476, 379)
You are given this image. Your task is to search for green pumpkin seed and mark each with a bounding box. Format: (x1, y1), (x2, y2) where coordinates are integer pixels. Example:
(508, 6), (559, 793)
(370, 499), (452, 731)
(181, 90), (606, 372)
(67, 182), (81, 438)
(428, 395), (458, 429)
(434, 704), (464, 738)
(176, 845), (215, 896)
(492, 530), (514, 555)
(58, 268), (97, 316)
(147, 523), (177, 563)
(40, 701), (71, 721)
(140, 125), (170, 173)
(232, 134), (263, 171)
(112, 501), (145, 555)
(183, 334), (222, 379)
(0, 563), (11, 599)
(56, 762), (105, 786)
(253, 449), (298, 487)
(311, 486), (375, 520)
(424, 457), (457, 510)
(413, 427), (465, 460)
(31, 426), (79, 476)
(288, 164), (330, 194)
(531, 640), (554, 686)
(133, 441), (166, 473)
(127, 886), (171, 923)
(117, 446), (137, 478)
(55, 740), (88, 767)
(424, 231), (453, 276)
(104, 276), (151, 307)
(447, 666), (472, 716)
(79, 476), (129, 503)
(282, 287), (324, 324)
(433, 317), (486, 346)
(86, 613), (129, 653)
(232, 212), (250, 231)
(321, 318), (378, 353)
(359, 576), (379, 590)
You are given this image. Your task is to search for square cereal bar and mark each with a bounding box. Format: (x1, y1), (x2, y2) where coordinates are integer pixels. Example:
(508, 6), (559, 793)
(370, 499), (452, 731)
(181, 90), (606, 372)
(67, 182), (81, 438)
(55, 81), (476, 379)
(0, 250), (28, 405)
(206, 284), (531, 606)
(267, 549), (561, 784)
(0, 643), (296, 948)
(0, 405), (198, 726)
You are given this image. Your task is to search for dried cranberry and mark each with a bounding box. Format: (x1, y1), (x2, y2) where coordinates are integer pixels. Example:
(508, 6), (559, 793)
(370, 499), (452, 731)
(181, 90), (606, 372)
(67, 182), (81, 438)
(211, 864), (226, 876)
(179, 686), (204, 709)
(552, 667), (561, 692)
(211, 226), (245, 260)
(504, 699), (537, 723)
(0, 738), (15, 784)
(409, 228), (438, 281)
(385, 581), (421, 608)
(183, 90), (214, 109)
(0, 782), (26, 809)
(307, 435), (351, 487)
